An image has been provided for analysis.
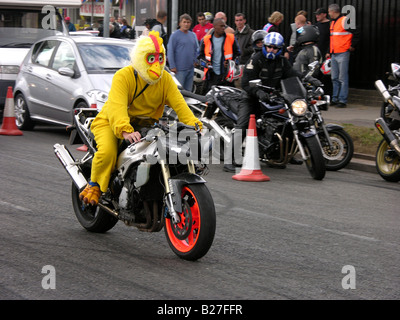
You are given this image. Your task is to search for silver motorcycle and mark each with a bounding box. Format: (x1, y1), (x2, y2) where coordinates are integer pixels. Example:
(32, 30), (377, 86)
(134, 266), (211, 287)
(54, 108), (216, 261)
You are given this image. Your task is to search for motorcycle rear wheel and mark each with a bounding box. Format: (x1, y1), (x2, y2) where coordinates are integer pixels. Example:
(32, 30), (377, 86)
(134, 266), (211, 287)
(303, 136), (326, 180)
(320, 129), (354, 171)
(165, 184), (216, 261)
(71, 183), (118, 233)
(375, 139), (400, 182)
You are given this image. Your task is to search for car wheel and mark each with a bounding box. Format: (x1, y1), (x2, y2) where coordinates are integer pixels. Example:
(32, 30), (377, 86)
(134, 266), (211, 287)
(14, 93), (34, 130)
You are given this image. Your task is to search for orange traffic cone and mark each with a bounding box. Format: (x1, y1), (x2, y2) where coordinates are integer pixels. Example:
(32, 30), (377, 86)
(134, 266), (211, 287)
(232, 114), (270, 182)
(0, 86), (23, 136)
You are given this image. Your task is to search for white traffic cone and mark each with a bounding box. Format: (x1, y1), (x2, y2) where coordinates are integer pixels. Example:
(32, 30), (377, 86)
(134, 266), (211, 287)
(0, 86), (23, 136)
(232, 114), (270, 182)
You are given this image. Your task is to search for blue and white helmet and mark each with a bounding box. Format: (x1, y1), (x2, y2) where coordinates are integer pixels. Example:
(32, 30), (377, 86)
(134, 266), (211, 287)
(262, 32), (284, 60)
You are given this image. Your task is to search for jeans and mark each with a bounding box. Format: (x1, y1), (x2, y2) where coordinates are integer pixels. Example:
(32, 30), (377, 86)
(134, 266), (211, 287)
(175, 69), (194, 92)
(331, 51), (350, 104)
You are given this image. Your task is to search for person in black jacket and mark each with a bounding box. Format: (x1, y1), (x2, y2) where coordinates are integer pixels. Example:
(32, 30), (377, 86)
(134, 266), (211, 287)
(223, 32), (302, 172)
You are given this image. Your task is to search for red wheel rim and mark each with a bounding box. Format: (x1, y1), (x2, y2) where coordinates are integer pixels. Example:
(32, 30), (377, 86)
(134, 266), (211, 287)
(165, 186), (200, 253)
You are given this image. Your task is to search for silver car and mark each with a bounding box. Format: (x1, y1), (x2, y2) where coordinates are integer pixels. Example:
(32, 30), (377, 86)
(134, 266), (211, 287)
(14, 35), (135, 129)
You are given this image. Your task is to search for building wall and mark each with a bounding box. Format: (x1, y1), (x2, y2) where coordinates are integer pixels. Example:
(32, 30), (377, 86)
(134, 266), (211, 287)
(177, 0), (400, 89)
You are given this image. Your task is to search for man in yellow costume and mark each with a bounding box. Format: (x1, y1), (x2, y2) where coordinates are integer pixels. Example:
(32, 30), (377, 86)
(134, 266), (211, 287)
(80, 31), (202, 206)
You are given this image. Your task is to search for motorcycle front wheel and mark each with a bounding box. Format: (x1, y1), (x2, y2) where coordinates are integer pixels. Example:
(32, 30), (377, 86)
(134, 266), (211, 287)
(164, 184), (216, 261)
(71, 183), (118, 233)
(320, 129), (354, 171)
(303, 135), (326, 180)
(375, 139), (400, 182)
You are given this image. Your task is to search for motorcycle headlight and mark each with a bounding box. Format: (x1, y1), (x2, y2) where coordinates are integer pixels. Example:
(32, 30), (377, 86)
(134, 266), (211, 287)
(87, 90), (108, 104)
(291, 99), (308, 116)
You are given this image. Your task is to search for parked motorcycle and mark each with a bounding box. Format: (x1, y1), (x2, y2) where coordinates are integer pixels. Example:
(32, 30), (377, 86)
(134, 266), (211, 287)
(54, 108), (216, 260)
(380, 63), (400, 126)
(374, 78), (400, 182)
(204, 76), (326, 180)
(303, 62), (354, 171)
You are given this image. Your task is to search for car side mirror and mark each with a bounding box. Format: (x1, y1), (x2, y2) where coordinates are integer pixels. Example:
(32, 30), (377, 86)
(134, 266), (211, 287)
(58, 67), (75, 77)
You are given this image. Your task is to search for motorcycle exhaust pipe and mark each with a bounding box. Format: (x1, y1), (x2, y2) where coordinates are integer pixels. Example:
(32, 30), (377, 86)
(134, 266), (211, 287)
(200, 117), (231, 144)
(54, 143), (88, 191)
(375, 80), (395, 106)
(374, 118), (400, 156)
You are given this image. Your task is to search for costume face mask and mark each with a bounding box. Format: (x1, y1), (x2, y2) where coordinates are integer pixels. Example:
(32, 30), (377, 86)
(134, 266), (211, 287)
(131, 31), (166, 85)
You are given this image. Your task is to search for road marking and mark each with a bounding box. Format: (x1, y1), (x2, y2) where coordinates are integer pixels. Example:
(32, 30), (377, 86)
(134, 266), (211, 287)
(0, 200), (32, 213)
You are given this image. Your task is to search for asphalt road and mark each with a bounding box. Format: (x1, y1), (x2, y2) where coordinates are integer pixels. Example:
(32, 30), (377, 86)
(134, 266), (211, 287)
(0, 126), (399, 302)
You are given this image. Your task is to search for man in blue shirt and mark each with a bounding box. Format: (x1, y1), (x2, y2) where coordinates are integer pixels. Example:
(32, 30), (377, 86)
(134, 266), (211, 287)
(167, 14), (199, 91)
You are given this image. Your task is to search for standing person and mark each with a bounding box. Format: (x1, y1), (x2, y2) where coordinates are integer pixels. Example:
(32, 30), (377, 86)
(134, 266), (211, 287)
(120, 18), (135, 39)
(262, 11), (284, 33)
(167, 14), (199, 91)
(78, 31), (202, 206)
(198, 18), (241, 93)
(314, 7), (332, 95)
(327, 3), (360, 108)
(206, 12), (235, 35)
(234, 13), (254, 66)
(65, 17), (76, 32)
(142, 18), (153, 36)
(192, 12), (213, 42)
(151, 10), (168, 48)
(314, 8), (330, 57)
(287, 14), (307, 62)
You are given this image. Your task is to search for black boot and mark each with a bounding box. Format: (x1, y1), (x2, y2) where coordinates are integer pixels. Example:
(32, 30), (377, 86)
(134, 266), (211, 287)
(223, 163), (236, 172)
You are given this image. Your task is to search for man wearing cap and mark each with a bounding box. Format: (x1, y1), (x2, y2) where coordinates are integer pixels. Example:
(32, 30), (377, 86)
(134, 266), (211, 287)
(314, 8), (330, 58)
(65, 17), (76, 32)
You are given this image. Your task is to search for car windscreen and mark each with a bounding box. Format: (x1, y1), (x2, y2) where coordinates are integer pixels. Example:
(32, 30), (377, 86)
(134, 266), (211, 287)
(0, 9), (63, 48)
(77, 43), (133, 74)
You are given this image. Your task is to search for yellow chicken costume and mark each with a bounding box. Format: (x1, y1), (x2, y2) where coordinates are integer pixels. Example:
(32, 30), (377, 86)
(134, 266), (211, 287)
(80, 31), (202, 205)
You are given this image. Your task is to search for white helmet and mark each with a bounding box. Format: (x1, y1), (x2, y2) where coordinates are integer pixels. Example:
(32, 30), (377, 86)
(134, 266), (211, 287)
(321, 58), (332, 75)
(225, 60), (243, 82)
(204, 12), (213, 21)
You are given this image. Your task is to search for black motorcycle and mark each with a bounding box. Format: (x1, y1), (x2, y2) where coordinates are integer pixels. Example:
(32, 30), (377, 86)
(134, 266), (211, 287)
(303, 70), (354, 170)
(374, 78), (400, 182)
(204, 76), (326, 180)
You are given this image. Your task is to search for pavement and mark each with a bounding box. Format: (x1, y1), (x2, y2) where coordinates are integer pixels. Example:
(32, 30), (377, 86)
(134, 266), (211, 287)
(321, 102), (380, 174)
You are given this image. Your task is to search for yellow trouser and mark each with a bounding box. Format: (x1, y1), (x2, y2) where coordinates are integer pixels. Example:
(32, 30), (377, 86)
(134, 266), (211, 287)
(90, 118), (119, 192)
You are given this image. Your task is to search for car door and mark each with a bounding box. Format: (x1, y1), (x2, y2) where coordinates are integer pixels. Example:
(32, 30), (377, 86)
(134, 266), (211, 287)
(23, 40), (58, 118)
(44, 40), (79, 124)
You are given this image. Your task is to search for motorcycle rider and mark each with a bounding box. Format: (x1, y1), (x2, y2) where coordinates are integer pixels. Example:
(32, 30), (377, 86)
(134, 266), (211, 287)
(223, 32), (303, 172)
(79, 31), (202, 206)
(292, 25), (323, 76)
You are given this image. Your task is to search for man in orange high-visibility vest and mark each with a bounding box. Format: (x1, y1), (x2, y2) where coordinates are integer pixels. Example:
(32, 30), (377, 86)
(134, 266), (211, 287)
(198, 18), (241, 93)
(326, 3), (359, 108)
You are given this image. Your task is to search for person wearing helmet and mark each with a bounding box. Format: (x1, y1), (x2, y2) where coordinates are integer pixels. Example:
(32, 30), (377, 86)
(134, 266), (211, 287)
(292, 25), (323, 76)
(222, 32), (303, 172)
(251, 30), (267, 55)
(204, 12), (214, 23)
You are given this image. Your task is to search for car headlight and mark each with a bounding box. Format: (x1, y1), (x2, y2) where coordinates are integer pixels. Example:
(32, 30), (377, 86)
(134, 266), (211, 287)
(87, 90), (108, 104)
(0, 65), (20, 74)
(291, 99), (308, 116)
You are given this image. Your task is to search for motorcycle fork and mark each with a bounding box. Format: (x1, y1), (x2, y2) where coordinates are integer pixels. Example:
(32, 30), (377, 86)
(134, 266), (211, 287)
(160, 159), (182, 224)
